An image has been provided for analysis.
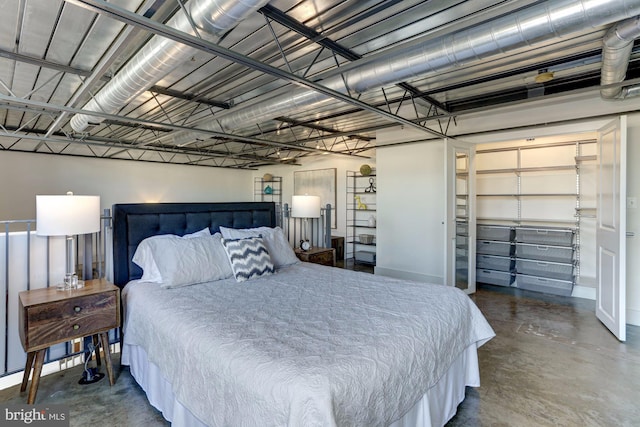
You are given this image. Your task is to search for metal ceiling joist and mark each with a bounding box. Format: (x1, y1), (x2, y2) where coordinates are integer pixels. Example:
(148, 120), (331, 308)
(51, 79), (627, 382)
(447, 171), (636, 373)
(64, 0), (450, 140)
(0, 48), (92, 77)
(0, 93), (368, 160)
(148, 86), (231, 109)
(273, 116), (373, 141)
(257, 3), (451, 114)
(0, 125), (290, 167)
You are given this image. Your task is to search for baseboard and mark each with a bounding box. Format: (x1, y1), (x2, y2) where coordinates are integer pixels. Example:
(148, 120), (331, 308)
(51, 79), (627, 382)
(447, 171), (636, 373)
(627, 308), (640, 327)
(571, 284), (596, 300)
(374, 266), (443, 285)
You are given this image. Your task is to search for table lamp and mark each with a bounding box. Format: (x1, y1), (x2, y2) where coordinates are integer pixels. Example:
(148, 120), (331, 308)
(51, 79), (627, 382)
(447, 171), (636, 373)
(292, 194), (321, 250)
(36, 192), (101, 290)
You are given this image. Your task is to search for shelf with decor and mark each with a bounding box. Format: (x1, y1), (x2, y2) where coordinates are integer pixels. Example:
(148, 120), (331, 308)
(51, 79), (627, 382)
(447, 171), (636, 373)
(254, 175), (282, 224)
(346, 169), (377, 265)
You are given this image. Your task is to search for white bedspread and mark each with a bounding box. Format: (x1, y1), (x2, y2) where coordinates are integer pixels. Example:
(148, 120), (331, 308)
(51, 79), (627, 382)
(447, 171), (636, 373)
(122, 263), (494, 427)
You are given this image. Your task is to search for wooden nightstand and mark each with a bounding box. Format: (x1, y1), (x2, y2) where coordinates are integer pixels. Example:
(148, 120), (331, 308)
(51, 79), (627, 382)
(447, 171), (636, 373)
(295, 247), (336, 267)
(18, 278), (120, 403)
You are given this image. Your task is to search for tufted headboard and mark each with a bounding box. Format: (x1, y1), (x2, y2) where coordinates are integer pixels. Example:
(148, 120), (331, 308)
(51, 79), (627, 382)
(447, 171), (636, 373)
(112, 202), (276, 288)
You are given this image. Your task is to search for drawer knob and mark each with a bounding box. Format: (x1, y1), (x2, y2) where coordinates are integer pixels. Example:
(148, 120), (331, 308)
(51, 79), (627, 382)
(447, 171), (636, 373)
(74, 306), (82, 313)
(73, 324), (80, 330)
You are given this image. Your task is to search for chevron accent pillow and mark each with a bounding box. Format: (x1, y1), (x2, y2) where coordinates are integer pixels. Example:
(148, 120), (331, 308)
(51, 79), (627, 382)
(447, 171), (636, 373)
(221, 236), (275, 282)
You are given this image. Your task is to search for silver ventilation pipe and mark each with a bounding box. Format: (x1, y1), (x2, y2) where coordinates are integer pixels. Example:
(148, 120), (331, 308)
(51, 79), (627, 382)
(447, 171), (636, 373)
(70, 0), (269, 132)
(600, 17), (640, 100)
(173, 0), (640, 145)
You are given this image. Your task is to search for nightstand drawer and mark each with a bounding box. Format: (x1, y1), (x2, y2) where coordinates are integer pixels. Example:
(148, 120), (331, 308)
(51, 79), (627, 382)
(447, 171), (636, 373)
(23, 292), (118, 350)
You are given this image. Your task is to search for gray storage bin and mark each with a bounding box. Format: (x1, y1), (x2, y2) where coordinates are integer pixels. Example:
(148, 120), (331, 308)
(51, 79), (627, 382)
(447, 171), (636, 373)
(477, 240), (513, 257)
(515, 274), (573, 296)
(516, 227), (574, 246)
(515, 243), (573, 263)
(477, 254), (513, 272)
(477, 269), (514, 287)
(477, 225), (513, 242)
(515, 259), (574, 281)
(456, 234), (468, 247)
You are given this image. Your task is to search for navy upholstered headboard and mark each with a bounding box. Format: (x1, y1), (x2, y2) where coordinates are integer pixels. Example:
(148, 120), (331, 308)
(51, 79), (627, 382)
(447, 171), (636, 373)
(112, 202), (276, 287)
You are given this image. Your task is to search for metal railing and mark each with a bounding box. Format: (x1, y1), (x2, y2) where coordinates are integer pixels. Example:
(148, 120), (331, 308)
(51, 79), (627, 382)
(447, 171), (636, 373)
(1, 214), (113, 378)
(282, 203), (332, 249)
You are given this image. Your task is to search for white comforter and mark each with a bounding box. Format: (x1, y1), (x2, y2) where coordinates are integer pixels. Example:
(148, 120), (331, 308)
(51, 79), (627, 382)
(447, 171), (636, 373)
(122, 263), (494, 427)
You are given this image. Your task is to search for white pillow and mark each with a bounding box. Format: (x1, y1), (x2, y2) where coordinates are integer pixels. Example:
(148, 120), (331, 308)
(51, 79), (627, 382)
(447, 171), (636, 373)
(132, 227), (211, 282)
(132, 234), (174, 283)
(183, 227), (211, 238)
(219, 226), (299, 268)
(132, 232), (232, 287)
(154, 234), (233, 288)
(221, 236), (275, 282)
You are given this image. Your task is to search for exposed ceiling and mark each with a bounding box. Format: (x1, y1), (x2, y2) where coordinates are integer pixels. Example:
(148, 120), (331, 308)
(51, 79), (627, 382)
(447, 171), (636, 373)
(1, 0), (640, 169)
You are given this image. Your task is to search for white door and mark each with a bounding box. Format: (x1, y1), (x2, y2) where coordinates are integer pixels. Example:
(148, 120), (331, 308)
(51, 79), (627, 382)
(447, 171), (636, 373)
(596, 116), (626, 341)
(445, 139), (476, 293)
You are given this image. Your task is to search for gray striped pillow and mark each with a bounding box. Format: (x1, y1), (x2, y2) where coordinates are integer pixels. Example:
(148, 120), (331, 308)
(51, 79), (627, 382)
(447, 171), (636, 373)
(221, 236), (275, 282)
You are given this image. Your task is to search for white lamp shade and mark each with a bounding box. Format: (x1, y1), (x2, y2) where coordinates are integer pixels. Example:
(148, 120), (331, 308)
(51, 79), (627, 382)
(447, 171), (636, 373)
(36, 194), (101, 236)
(292, 195), (321, 218)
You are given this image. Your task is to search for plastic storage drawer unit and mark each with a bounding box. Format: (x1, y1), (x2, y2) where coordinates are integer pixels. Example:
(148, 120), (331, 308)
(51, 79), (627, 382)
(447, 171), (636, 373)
(477, 254), (513, 272)
(477, 269), (514, 287)
(515, 227), (574, 246)
(515, 274), (573, 296)
(515, 243), (573, 263)
(477, 240), (513, 257)
(515, 259), (574, 281)
(477, 225), (513, 242)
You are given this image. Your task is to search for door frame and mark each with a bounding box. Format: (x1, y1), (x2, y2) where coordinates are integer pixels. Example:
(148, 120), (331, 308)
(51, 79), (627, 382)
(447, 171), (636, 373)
(444, 138), (476, 293)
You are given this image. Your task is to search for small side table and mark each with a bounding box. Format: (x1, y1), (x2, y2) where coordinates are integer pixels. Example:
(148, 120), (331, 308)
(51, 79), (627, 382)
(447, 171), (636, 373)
(18, 278), (120, 403)
(331, 236), (345, 260)
(295, 247), (336, 267)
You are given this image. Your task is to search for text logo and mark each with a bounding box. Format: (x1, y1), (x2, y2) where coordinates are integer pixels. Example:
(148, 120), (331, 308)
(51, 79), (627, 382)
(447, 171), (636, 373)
(2, 405), (69, 426)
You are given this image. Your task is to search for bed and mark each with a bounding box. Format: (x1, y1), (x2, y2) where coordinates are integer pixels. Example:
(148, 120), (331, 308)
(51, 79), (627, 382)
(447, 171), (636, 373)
(113, 202), (495, 427)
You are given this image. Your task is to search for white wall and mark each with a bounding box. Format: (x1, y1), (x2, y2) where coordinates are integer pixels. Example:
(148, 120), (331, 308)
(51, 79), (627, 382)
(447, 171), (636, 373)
(0, 151), (252, 220)
(375, 128), (445, 283)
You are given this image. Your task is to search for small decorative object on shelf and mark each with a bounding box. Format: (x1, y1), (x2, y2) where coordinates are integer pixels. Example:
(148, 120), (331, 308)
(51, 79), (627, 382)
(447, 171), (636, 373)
(264, 185), (273, 194)
(355, 195), (367, 209)
(365, 177), (376, 193)
(360, 164), (372, 176)
(359, 234), (374, 244)
(368, 215), (376, 227)
(263, 173), (274, 181)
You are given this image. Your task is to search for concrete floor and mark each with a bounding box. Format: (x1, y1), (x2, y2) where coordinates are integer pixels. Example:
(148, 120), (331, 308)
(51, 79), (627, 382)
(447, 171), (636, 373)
(1, 284), (638, 427)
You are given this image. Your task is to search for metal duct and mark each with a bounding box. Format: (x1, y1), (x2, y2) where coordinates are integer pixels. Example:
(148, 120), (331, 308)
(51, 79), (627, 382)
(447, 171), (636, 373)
(70, 0), (269, 132)
(600, 17), (640, 99)
(173, 0), (640, 145)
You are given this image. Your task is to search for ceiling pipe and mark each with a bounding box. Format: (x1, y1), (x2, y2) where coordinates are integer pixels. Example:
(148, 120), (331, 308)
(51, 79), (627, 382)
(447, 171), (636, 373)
(70, 0), (270, 132)
(172, 0), (640, 145)
(600, 17), (640, 99)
